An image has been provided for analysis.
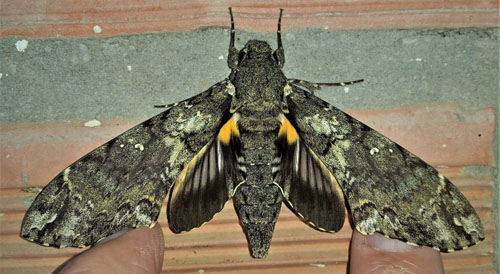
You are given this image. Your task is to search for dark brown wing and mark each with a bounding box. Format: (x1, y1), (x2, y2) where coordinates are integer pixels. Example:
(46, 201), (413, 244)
(275, 116), (346, 232)
(168, 114), (241, 232)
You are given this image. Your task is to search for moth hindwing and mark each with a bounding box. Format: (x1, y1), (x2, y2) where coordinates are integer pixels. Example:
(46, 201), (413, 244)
(21, 8), (484, 259)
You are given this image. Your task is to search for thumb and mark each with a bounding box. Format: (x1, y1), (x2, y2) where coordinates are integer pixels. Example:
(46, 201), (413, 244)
(349, 229), (444, 274)
(55, 223), (164, 274)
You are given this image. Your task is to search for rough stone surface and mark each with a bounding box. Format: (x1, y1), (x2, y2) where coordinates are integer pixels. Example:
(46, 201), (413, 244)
(0, 28), (498, 123)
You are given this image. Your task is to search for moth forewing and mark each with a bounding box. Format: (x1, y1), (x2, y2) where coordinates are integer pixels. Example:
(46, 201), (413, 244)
(21, 80), (233, 248)
(285, 86), (484, 251)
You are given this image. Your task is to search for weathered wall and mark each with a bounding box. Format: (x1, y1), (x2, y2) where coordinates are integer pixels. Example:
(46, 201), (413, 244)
(1, 1), (498, 273)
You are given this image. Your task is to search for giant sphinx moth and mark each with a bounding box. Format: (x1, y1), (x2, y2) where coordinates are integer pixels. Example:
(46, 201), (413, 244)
(21, 8), (484, 259)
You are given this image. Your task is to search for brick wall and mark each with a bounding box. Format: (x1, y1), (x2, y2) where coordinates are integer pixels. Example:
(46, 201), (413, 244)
(1, 0), (498, 37)
(1, 1), (498, 273)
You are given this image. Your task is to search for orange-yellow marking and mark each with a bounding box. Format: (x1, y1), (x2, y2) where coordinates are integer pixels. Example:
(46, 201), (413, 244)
(218, 115), (240, 144)
(278, 117), (298, 144)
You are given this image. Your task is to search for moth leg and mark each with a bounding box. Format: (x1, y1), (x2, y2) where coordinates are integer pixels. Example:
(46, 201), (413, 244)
(315, 79), (364, 86)
(287, 78), (364, 93)
(227, 7), (239, 70)
(154, 101), (184, 108)
(273, 9), (285, 68)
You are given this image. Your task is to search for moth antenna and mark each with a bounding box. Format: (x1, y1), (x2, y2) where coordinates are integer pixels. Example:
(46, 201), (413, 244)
(274, 9), (285, 68)
(316, 79), (364, 86)
(154, 103), (175, 108)
(277, 9), (283, 52)
(229, 7), (235, 49)
(287, 78), (364, 94)
(227, 7), (239, 70)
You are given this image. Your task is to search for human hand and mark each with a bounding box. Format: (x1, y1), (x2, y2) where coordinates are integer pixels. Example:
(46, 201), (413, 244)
(350, 229), (444, 274)
(54, 223), (164, 274)
(53, 223), (444, 273)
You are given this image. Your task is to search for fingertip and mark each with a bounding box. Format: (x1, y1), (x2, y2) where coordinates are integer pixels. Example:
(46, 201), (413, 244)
(349, 230), (444, 274)
(57, 223), (165, 274)
(149, 223), (166, 272)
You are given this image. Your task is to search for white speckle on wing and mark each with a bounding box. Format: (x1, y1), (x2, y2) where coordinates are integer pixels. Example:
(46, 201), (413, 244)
(441, 144), (447, 148)
(134, 205), (152, 224)
(63, 167), (71, 182)
(93, 25), (102, 33)
(218, 55), (224, 60)
(304, 116), (333, 135)
(344, 87), (349, 93)
(433, 216), (452, 241)
(348, 176), (355, 186)
(134, 144), (144, 151)
(356, 207), (379, 234)
(284, 84), (293, 96)
(127, 65), (132, 71)
(454, 215), (481, 234)
(164, 137), (184, 166)
(332, 140), (351, 168)
(84, 119), (101, 127)
(15, 40), (28, 52)
(438, 174), (446, 187)
(46, 214), (58, 224)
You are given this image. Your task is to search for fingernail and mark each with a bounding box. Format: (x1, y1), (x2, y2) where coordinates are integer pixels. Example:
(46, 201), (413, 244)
(94, 228), (133, 246)
(366, 233), (416, 252)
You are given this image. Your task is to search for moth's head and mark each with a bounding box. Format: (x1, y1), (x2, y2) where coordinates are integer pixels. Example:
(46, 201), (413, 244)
(242, 40), (273, 60)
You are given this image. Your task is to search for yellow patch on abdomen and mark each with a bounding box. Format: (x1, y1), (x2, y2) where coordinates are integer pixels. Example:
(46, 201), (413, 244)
(278, 117), (298, 144)
(218, 115), (240, 144)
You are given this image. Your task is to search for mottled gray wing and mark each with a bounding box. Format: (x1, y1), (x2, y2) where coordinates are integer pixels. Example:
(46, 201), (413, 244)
(286, 86), (484, 251)
(21, 80), (232, 248)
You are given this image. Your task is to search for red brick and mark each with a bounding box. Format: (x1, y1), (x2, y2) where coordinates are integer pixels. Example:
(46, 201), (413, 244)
(0, 203), (495, 273)
(1, 0), (498, 37)
(0, 120), (133, 188)
(0, 104), (494, 189)
(347, 105), (495, 168)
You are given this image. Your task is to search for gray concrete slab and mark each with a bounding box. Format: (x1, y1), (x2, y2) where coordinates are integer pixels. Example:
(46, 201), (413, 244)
(1, 28), (497, 123)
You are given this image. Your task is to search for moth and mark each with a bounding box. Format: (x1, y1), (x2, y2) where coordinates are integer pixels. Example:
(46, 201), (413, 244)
(21, 8), (484, 259)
